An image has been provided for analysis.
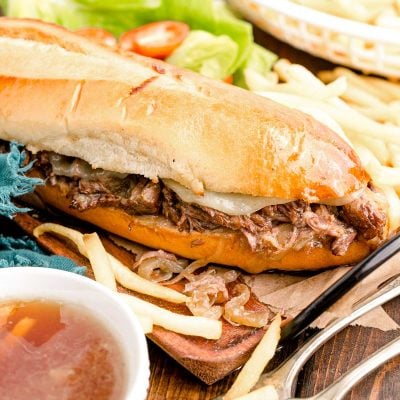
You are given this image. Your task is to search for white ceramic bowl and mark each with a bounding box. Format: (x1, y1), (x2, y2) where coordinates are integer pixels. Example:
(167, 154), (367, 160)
(0, 267), (150, 400)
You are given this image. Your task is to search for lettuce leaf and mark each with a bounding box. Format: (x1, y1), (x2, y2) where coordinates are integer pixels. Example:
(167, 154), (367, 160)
(2, 0), (253, 74)
(2, 0), (278, 80)
(167, 30), (238, 80)
(234, 43), (278, 88)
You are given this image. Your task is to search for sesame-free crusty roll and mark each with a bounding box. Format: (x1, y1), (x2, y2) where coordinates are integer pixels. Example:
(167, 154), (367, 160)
(0, 18), (387, 272)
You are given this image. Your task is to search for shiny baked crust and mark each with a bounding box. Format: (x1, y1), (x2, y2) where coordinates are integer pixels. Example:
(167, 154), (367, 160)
(0, 17), (368, 201)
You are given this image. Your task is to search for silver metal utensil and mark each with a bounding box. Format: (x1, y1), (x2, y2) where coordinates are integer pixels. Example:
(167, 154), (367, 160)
(214, 275), (400, 399)
(255, 276), (400, 398)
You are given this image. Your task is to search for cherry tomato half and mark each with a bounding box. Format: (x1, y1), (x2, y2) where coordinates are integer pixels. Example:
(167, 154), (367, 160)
(118, 21), (190, 59)
(223, 75), (234, 84)
(75, 27), (117, 48)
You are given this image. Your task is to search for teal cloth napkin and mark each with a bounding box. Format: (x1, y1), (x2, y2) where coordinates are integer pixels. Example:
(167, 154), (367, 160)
(0, 142), (86, 275)
(0, 142), (43, 217)
(0, 235), (85, 274)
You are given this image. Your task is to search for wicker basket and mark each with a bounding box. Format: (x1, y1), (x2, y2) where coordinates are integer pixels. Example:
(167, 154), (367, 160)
(228, 0), (400, 78)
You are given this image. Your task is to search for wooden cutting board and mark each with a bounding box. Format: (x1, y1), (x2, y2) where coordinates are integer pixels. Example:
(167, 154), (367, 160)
(13, 211), (272, 385)
(5, 203), (400, 399)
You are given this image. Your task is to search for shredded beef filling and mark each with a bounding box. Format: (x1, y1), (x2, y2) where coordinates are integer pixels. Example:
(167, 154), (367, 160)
(35, 151), (386, 257)
(70, 177), (161, 215)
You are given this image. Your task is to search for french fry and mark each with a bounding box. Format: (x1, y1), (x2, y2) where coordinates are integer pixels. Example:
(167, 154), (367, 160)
(379, 185), (400, 231)
(274, 59), (325, 88)
(224, 314), (281, 400)
(317, 69), (337, 84)
(363, 75), (400, 101)
(265, 71), (280, 85)
(275, 60), (347, 100)
(389, 101), (400, 126)
(260, 78), (345, 100)
(350, 105), (396, 124)
(342, 85), (386, 109)
(135, 314), (154, 334)
(388, 143), (400, 167)
(319, 68), (393, 103)
(119, 293), (222, 339)
(355, 144), (400, 186)
(34, 223), (187, 303)
(83, 233), (117, 291)
(263, 80), (400, 146)
(33, 223), (87, 256)
(108, 254), (188, 304)
(244, 69), (278, 92)
(231, 385), (279, 400)
(348, 131), (390, 164)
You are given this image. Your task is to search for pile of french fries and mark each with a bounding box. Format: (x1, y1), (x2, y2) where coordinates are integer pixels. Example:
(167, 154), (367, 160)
(245, 60), (400, 231)
(292, 0), (400, 28)
(33, 223), (221, 339)
(319, 67), (400, 230)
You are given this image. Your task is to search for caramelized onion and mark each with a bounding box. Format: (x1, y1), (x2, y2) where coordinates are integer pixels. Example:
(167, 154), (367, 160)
(137, 258), (184, 283)
(109, 235), (149, 259)
(134, 250), (186, 283)
(271, 224), (299, 251)
(216, 269), (239, 284)
(163, 259), (209, 285)
(184, 270), (230, 320)
(257, 224), (300, 260)
(223, 284), (270, 328)
(134, 250), (178, 267)
(186, 292), (223, 320)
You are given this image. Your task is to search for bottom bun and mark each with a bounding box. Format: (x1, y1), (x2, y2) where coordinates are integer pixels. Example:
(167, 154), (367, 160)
(35, 185), (372, 273)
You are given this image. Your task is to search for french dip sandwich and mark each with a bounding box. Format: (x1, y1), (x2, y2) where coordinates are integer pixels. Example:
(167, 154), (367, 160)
(0, 18), (388, 272)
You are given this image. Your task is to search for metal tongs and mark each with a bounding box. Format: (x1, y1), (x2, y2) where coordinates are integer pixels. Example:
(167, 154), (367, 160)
(256, 274), (400, 399)
(216, 233), (400, 400)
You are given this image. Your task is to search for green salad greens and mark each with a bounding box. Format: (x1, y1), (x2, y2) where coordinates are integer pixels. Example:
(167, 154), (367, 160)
(167, 30), (238, 79)
(0, 0), (277, 86)
(234, 43), (278, 88)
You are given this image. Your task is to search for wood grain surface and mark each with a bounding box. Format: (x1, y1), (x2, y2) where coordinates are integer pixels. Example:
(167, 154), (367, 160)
(1, 26), (400, 400)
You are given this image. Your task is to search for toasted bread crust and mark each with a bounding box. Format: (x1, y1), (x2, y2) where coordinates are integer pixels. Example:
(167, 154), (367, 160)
(0, 17), (376, 271)
(35, 184), (372, 273)
(0, 17), (368, 200)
